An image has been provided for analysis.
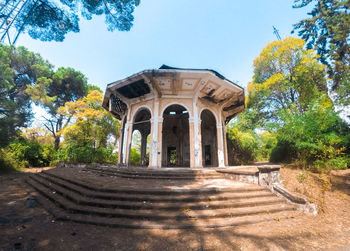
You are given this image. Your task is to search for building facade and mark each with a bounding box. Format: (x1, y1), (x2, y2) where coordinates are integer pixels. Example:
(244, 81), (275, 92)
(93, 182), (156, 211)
(103, 65), (245, 168)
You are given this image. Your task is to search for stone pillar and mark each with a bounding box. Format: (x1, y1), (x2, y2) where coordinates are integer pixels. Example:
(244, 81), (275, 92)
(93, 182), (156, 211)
(156, 119), (163, 168)
(197, 120), (203, 168)
(192, 100), (202, 168)
(121, 118), (128, 165)
(117, 118), (124, 165)
(150, 99), (160, 168)
(140, 131), (148, 166)
(148, 120), (154, 168)
(189, 118), (195, 168)
(216, 123), (225, 168)
(124, 121), (133, 166)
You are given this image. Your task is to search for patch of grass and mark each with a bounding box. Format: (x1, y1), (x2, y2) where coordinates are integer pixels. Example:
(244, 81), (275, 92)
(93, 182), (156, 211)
(297, 172), (308, 183)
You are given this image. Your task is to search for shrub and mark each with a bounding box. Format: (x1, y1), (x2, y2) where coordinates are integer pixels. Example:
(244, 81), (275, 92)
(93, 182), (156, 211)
(63, 144), (94, 163)
(53, 144), (118, 164)
(129, 148), (141, 165)
(270, 138), (297, 163)
(0, 148), (21, 173)
(4, 139), (54, 168)
(258, 131), (278, 160)
(94, 147), (118, 164)
(270, 96), (350, 170)
(226, 127), (259, 165)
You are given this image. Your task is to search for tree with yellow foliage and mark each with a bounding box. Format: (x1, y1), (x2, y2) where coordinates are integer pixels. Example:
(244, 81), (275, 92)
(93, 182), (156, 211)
(229, 37), (350, 169)
(57, 90), (120, 163)
(247, 37), (328, 126)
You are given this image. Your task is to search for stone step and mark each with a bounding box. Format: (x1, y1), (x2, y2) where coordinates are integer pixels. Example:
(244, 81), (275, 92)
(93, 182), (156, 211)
(98, 166), (219, 175)
(28, 185), (297, 229)
(27, 177), (296, 229)
(43, 171), (268, 195)
(83, 167), (225, 180)
(31, 174), (282, 211)
(38, 172), (273, 203)
(26, 177), (295, 221)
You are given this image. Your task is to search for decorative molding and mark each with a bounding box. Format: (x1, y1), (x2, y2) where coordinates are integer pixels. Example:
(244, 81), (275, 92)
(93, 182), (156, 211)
(181, 78), (198, 91)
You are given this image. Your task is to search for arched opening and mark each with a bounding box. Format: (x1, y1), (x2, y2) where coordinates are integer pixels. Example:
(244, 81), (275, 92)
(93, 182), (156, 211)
(162, 104), (190, 167)
(130, 108), (151, 166)
(201, 109), (218, 167)
(130, 130), (141, 165)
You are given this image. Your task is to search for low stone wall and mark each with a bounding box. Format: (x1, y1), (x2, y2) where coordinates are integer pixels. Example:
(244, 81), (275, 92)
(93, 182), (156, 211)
(216, 165), (281, 187)
(216, 165), (318, 215)
(257, 166), (280, 187)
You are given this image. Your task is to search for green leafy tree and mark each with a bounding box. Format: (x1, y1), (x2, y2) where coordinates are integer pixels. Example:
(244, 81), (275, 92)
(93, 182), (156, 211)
(292, 0), (350, 105)
(26, 67), (92, 149)
(247, 37), (328, 126)
(0, 44), (52, 146)
(57, 90), (120, 163)
(270, 95), (349, 169)
(244, 37), (349, 169)
(1, 0), (140, 43)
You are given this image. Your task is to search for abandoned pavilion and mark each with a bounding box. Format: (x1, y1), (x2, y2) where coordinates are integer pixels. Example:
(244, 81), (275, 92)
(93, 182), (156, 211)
(103, 65), (245, 168)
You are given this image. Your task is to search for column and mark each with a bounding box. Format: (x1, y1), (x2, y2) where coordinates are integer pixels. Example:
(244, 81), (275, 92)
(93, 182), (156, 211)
(192, 100), (202, 168)
(117, 119), (124, 165)
(217, 113), (225, 168)
(216, 124), (225, 168)
(150, 99), (160, 168)
(148, 119), (154, 168)
(121, 120), (128, 165)
(124, 121), (133, 166)
(197, 120), (203, 167)
(189, 118), (195, 168)
(156, 119), (163, 168)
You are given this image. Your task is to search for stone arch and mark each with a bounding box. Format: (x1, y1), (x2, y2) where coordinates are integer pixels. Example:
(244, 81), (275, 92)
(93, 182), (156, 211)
(132, 105), (152, 122)
(161, 102), (192, 119)
(200, 109), (218, 167)
(129, 108), (151, 166)
(162, 104), (190, 167)
(199, 107), (218, 125)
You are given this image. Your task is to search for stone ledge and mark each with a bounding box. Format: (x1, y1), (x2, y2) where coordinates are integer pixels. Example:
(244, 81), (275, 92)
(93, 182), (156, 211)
(273, 184), (306, 204)
(216, 168), (259, 175)
(272, 183), (317, 216)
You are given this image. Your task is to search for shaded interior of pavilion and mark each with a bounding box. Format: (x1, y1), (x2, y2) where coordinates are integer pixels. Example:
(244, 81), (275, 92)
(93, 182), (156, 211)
(121, 104), (220, 168)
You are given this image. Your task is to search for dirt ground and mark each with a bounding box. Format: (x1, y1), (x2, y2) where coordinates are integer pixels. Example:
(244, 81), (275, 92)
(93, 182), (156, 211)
(0, 166), (349, 251)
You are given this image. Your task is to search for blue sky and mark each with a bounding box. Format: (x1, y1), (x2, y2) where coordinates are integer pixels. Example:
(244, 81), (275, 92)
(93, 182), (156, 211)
(17, 0), (311, 92)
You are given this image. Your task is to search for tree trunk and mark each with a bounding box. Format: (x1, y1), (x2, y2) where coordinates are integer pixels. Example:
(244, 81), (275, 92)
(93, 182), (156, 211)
(54, 135), (60, 150)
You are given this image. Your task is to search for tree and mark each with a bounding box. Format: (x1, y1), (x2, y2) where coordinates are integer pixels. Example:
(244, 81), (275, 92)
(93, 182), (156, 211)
(0, 44), (52, 146)
(57, 90), (120, 163)
(292, 0), (350, 105)
(58, 90), (120, 147)
(270, 94), (350, 168)
(26, 67), (92, 149)
(0, 0), (140, 43)
(245, 37), (349, 168)
(247, 37), (328, 126)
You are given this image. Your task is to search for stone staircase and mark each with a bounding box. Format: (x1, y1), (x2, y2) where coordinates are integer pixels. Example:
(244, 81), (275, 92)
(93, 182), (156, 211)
(81, 165), (226, 180)
(25, 168), (299, 229)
